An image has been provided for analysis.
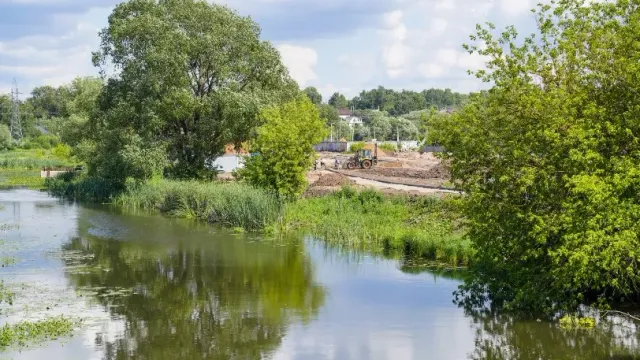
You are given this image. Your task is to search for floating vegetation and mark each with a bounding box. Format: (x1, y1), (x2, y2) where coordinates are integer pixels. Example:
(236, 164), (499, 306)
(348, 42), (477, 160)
(0, 282), (14, 306)
(559, 315), (596, 330)
(0, 257), (15, 268)
(0, 316), (76, 350)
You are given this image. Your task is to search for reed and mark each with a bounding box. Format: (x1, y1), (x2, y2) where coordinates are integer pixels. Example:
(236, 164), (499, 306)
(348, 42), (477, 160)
(115, 179), (282, 230)
(284, 187), (471, 266)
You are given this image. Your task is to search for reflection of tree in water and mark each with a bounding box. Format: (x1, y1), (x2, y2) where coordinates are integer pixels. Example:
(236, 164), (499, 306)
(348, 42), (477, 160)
(469, 311), (640, 360)
(62, 216), (325, 360)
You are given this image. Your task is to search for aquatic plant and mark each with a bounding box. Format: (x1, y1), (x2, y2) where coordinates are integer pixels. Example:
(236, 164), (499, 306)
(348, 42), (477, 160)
(285, 187), (470, 266)
(115, 179), (281, 230)
(0, 316), (75, 350)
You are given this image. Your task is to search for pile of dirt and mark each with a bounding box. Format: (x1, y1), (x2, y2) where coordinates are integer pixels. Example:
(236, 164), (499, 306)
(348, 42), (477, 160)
(363, 143), (388, 157)
(423, 163), (451, 179)
(311, 173), (355, 187)
(364, 163), (451, 180)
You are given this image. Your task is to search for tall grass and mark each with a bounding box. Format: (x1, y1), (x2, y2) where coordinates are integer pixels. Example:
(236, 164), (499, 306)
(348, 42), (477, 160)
(45, 173), (121, 203)
(115, 180), (281, 230)
(0, 150), (72, 170)
(285, 187), (471, 266)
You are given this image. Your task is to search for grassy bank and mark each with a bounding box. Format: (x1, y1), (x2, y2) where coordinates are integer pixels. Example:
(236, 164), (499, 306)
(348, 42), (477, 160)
(45, 176), (469, 266)
(0, 149), (76, 189)
(285, 187), (470, 266)
(115, 180), (282, 231)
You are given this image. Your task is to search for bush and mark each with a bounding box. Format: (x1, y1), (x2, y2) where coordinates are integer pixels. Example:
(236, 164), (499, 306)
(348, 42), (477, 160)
(242, 95), (327, 199)
(349, 142), (365, 152)
(378, 143), (396, 153)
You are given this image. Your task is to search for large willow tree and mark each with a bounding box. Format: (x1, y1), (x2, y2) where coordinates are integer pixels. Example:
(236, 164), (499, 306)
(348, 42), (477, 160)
(433, 0), (640, 315)
(89, 0), (298, 181)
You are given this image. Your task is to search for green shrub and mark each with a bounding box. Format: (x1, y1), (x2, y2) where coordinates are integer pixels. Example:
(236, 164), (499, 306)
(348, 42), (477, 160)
(378, 143), (396, 152)
(349, 142), (365, 152)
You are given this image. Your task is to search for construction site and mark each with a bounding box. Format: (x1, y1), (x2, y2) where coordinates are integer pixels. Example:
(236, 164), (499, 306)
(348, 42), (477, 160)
(306, 143), (455, 197)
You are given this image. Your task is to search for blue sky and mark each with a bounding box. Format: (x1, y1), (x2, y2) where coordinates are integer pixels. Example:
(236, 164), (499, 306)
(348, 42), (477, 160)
(0, 0), (538, 101)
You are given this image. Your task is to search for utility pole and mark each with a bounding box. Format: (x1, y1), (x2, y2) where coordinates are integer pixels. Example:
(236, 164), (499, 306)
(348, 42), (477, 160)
(330, 124), (333, 142)
(10, 78), (23, 143)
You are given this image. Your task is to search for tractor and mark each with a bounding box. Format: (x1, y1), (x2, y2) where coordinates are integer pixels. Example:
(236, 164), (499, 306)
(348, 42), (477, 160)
(346, 144), (378, 170)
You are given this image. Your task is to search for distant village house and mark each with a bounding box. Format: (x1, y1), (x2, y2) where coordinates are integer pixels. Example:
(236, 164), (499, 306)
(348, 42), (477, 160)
(338, 109), (363, 127)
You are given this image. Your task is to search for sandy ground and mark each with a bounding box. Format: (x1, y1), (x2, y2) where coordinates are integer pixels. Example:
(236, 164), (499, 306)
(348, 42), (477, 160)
(311, 150), (452, 193)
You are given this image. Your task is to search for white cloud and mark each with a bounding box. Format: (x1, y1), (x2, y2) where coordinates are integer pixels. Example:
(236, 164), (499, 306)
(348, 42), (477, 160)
(338, 54), (376, 82)
(500, 0), (531, 15)
(317, 83), (355, 101)
(417, 63), (446, 78)
(276, 44), (318, 87)
(0, 6), (109, 94)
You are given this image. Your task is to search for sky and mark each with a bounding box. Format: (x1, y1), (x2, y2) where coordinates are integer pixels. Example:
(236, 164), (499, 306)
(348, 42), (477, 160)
(0, 0), (539, 101)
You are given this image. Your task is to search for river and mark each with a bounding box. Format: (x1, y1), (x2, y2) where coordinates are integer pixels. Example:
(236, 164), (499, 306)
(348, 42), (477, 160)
(0, 190), (638, 359)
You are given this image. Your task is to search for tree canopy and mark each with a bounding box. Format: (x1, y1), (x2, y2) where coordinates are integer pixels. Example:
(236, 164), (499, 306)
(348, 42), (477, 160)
(328, 92), (348, 110)
(433, 0), (640, 315)
(303, 86), (322, 105)
(242, 95), (327, 199)
(351, 86), (469, 115)
(88, 0), (297, 182)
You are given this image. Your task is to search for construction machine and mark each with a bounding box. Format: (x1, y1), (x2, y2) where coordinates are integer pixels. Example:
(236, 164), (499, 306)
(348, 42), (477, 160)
(346, 144), (378, 170)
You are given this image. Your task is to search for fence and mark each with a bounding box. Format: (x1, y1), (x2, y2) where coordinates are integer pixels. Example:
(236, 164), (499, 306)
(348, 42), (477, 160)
(313, 141), (349, 152)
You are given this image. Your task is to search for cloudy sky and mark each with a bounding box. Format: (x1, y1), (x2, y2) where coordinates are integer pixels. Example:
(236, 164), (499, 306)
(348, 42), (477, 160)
(0, 0), (538, 100)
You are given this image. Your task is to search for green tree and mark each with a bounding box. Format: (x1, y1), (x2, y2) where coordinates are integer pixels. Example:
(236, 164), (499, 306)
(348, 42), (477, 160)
(303, 86), (322, 105)
(242, 95), (327, 199)
(328, 92), (348, 110)
(433, 0), (640, 315)
(90, 0), (297, 181)
(317, 104), (340, 126)
(0, 124), (12, 149)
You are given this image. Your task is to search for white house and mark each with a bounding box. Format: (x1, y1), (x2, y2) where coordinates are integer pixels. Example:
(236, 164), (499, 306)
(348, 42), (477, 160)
(338, 109), (363, 127)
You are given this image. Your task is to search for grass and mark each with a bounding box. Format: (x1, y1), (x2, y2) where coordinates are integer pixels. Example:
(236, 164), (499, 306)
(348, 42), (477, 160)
(115, 179), (282, 231)
(0, 316), (75, 350)
(0, 149), (76, 189)
(0, 149), (73, 170)
(284, 186), (471, 266)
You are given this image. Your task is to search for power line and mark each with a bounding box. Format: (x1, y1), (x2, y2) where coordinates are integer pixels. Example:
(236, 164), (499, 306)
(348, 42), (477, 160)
(10, 79), (23, 143)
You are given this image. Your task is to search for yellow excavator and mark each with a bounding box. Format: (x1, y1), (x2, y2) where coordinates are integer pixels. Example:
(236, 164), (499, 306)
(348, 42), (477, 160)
(346, 144), (378, 170)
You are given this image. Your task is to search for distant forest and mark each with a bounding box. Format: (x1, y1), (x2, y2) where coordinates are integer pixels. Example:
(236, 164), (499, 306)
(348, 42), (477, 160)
(304, 86), (471, 116)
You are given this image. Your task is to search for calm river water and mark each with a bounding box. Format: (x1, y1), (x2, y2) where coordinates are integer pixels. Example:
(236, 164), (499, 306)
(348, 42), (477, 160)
(0, 190), (639, 360)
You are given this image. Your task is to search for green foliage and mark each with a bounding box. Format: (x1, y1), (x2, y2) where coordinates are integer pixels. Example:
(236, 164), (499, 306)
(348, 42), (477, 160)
(559, 316), (596, 330)
(328, 92), (348, 109)
(303, 86), (322, 105)
(30, 134), (60, 149)
(351, 86), (469, 115)
(0, 316), (75, 350)
(115, 179), (281, 230)
(433, 0), (640, 315)
(378, 143), (396, 152)
(0, 124), (11, 150)
(89, 0), (297, 182)
(242, 95), (328, 199)
(0, 150), (73, 170)
(45, 173), (122, 203)
(285, 188), (470, 266)
(349, 142), (365, 152)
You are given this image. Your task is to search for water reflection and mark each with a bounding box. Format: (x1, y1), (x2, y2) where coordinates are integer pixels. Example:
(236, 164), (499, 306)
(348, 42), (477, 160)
(1, 191), (640, 359)
(470, 312), (640, 360)
(62, 207), (325, 359)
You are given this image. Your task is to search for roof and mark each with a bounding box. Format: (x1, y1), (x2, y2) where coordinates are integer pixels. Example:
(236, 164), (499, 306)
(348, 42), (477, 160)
(338, 109), (353, 116)
(224, 143), (249, 155)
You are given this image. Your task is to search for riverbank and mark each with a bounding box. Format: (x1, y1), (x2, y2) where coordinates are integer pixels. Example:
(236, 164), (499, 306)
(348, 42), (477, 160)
(45, 176), (470, 266)
(0, 149), (75, 190)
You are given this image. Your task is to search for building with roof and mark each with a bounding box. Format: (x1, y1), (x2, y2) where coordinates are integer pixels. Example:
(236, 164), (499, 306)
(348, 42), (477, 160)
(338, 109), (363, 127)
